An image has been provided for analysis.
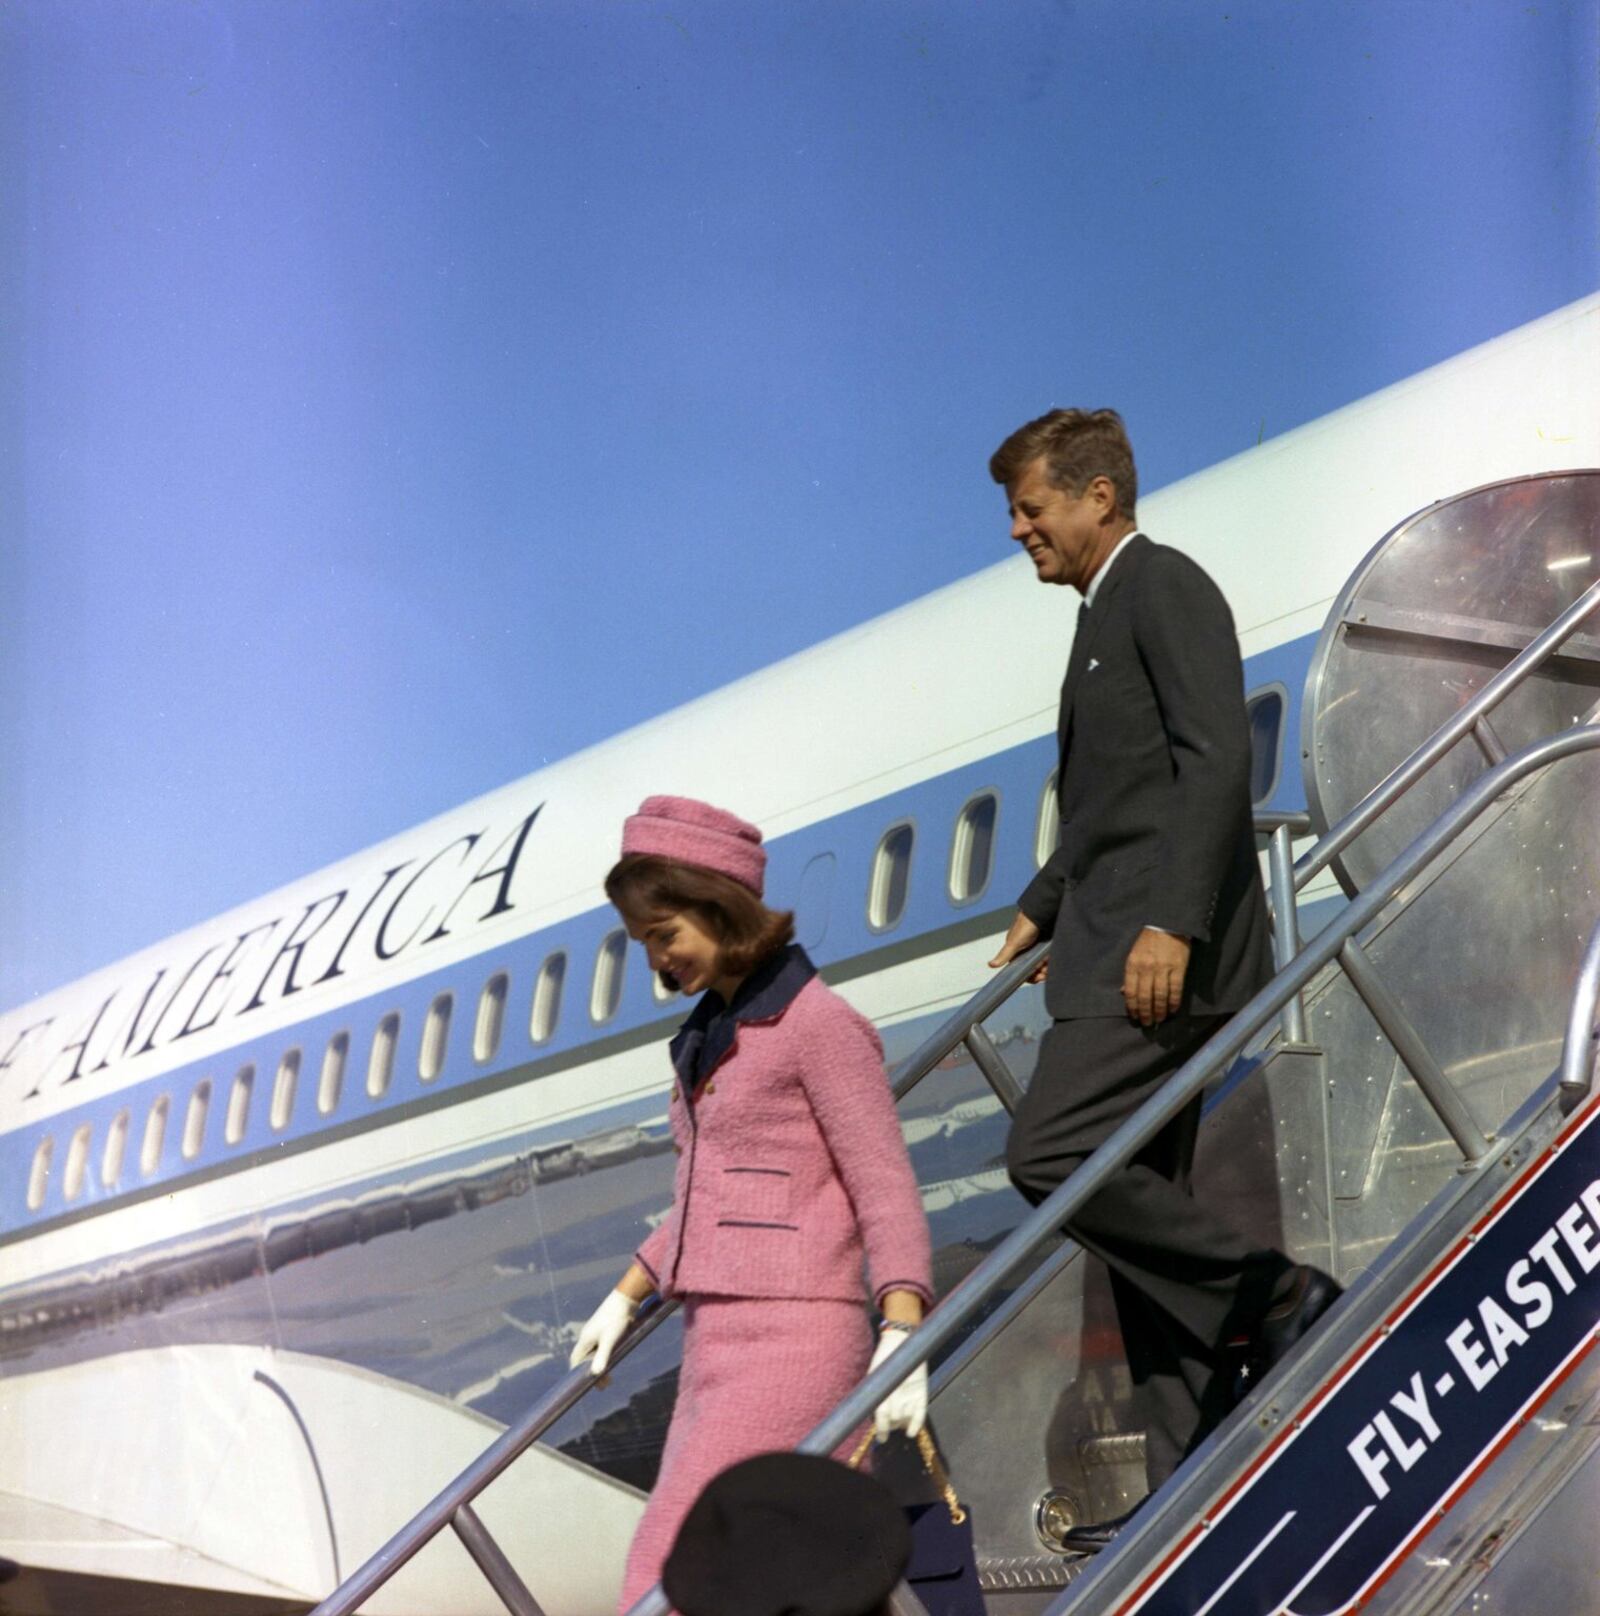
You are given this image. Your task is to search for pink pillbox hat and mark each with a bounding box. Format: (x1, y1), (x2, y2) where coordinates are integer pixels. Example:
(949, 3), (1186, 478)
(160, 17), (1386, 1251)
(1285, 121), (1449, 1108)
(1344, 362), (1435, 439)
(621, 796), (768, 895)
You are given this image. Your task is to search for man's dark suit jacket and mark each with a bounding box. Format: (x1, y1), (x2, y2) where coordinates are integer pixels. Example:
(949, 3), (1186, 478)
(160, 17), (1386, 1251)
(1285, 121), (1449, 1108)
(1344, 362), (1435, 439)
(1017, 534), (1275, 1020)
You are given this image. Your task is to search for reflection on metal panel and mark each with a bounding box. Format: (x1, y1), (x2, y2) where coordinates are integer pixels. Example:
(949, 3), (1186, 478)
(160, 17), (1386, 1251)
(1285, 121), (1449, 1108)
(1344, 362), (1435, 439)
(0, 997), (1046, 1498)
(1304, 471), (1600, 895)
(1357, 1339), (1600, 1615)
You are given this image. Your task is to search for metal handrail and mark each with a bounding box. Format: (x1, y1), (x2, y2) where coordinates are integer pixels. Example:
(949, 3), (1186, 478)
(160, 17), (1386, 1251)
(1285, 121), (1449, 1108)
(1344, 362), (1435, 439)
(1292, 577), (1600, 893)
(304, 1297), (681, 1616)
(311, 638), (1596, 1614)
(619, 725), (1600, 1616)
(881, 940), (1052, 1106)
(1559, 915), (1600, 1097)
(305, 943), (1055, 1616)
(1255, 809), (1312, 1044)
(1254, 808), (1313, 835)
(1253, 579), (1600, 1032)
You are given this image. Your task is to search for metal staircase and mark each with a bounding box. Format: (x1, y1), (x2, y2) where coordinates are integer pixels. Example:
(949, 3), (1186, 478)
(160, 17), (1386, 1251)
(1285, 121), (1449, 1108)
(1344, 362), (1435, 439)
(306, 472), (1600, 1616)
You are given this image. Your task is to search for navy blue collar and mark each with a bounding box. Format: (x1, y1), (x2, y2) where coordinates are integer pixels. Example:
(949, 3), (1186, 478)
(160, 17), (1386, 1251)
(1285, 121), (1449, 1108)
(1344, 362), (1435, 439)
(668, 943), (817, 1094)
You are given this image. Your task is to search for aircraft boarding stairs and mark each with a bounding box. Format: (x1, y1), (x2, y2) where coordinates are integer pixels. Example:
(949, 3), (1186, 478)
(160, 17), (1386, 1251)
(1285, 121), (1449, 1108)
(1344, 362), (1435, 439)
(308, 472), (1600, 1616)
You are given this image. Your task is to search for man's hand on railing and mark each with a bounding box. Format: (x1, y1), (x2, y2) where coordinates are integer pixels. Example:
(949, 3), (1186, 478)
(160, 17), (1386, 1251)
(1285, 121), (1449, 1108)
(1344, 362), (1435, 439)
(867, 1326), (928, 1439)
(989, 911), (1048, 982)
(570, 1290), (640, 1377)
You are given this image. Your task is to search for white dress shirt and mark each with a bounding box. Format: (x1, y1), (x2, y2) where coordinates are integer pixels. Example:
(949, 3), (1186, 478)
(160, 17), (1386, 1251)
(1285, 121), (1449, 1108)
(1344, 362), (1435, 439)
(1083, 528), (1142, 609)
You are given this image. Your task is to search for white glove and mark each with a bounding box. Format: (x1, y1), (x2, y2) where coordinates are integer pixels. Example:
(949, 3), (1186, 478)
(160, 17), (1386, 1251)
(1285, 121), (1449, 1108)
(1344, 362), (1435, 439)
(569, 1290), (640, 1376)
(869, 1326), (928, 1440)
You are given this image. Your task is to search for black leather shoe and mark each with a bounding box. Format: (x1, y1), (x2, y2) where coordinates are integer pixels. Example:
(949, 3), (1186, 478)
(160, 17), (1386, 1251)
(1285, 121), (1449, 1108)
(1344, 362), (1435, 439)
(1257, 1265), (1343, 1372)
(1059, 1502), (1144, 1555)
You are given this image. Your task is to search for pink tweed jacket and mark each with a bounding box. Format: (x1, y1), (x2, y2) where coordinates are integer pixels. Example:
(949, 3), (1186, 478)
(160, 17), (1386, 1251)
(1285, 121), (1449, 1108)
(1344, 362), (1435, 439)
(636, 952), (933, 1308)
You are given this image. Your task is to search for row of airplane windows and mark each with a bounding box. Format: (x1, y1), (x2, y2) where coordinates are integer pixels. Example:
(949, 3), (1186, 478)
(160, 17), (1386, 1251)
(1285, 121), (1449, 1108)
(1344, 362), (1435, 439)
(21, 692), (1287, 1216)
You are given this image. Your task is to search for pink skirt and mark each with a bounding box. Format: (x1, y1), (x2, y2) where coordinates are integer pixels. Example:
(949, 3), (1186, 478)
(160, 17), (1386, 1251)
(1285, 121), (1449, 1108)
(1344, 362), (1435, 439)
(617, 1295), (873, 1612)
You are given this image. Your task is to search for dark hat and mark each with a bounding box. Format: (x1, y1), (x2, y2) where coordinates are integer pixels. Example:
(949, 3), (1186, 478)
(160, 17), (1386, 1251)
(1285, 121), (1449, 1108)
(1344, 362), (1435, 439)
(662, 1452), (910, 1616)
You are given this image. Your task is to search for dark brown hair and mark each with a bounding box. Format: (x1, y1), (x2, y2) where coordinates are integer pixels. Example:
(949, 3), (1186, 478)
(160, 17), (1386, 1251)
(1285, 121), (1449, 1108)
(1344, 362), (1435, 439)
(604, 854), (795, 982)
(988, 407), (1138, 520)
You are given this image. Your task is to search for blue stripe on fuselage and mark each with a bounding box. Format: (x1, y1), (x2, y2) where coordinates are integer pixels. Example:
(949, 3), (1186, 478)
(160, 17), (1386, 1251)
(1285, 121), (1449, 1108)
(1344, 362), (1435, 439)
(0, 633), (1317, 1241)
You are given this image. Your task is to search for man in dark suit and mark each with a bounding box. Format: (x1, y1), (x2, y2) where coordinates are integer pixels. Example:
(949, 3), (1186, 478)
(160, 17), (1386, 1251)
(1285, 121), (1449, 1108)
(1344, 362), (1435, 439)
(987, 408), (1338, 1550)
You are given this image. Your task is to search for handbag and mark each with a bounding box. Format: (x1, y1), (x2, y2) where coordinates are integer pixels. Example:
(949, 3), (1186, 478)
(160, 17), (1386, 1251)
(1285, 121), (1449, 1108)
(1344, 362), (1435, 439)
(848, 1428), (984, 1616)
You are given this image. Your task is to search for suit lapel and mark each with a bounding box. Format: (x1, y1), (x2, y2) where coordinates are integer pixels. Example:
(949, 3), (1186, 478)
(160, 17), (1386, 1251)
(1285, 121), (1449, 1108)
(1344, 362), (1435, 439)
(1056, 536), (1148, 763)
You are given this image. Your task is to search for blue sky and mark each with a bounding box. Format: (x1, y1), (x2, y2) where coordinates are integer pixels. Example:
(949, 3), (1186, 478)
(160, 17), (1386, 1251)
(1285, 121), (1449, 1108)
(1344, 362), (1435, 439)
(2, 0), (1597, 1009)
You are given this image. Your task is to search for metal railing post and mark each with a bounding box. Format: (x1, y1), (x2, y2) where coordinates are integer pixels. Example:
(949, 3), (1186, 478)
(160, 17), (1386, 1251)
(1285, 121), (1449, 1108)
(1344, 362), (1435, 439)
(305, 1299), (680, 1616)
(451, 1502), (546, 1616)
(1268, 821), (1309, 1045)
(1337, 939), (1490, 1162)
(621, 726), (1600, 1616)
(963, 1024), (1026, 1114)
(315, 723), (1600, 1616)
(1559, 917), (1600, 1098)
(886, 943), (1050, 1103)
(1294, 577), (1600, 893)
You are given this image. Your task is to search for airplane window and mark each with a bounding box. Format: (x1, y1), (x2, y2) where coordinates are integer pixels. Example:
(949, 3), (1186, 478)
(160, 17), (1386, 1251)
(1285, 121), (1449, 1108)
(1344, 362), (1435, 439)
(63, 1123), (93, 1202)
(102, 1109), (130, 1189)
(474, 972), (509, 1063)
(182, 1080), (212, 1160)
(420, 995), (452, 1083)
(140, 1095), (170, 1177)
(225, 1064), (255, 1146)
(365, 1013), (401, 1100)
(591, 930), (627, 1023)
(1246, 685), (1287, 805)
(272, 1047), (305, 1131)
(326, 1034), (353, 1111)
(27, 1135), (53, 1212)
(868, 822), (915, 931)
(950, 792), (999, 904)
(1035, 772), (1060, 869)
(531, 951), (567, 1043)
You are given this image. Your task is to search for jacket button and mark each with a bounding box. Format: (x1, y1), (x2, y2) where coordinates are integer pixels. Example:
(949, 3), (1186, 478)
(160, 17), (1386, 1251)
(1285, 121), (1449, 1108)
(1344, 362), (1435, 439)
(672, 1143), (682, 1156)
(704, 1081), (716, 1096)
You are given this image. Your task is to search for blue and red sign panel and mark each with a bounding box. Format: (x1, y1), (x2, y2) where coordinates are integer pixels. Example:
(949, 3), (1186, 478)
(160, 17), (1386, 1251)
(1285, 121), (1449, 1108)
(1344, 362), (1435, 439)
(1120, 1095), (1600, 1616)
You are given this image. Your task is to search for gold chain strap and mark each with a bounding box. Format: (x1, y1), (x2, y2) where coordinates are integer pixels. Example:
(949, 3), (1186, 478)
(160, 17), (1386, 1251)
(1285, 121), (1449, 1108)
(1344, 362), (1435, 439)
(846, 1429), (967, 1526)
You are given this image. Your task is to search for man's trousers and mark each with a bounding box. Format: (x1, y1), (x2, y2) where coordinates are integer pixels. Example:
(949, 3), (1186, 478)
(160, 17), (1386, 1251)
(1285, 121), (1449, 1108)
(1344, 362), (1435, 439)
(1005, 1012), (1294, 1488)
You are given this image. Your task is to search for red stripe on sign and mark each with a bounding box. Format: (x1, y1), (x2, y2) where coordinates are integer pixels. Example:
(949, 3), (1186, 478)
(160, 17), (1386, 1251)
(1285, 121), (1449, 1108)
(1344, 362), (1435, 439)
(1112, 1088), (1600, 1616)
(1341, 1325), (1600, 1612)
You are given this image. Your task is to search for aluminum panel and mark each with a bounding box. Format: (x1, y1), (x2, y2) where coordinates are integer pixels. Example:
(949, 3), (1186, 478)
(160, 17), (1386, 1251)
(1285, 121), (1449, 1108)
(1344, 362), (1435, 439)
(1304, 472), (1600, 895)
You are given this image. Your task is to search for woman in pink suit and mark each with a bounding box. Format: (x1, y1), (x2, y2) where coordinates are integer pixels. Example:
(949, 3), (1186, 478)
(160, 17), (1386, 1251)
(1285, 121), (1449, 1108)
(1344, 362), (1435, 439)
(569, 796), (934, 1613)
